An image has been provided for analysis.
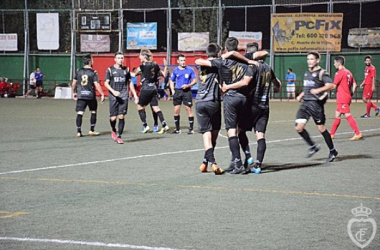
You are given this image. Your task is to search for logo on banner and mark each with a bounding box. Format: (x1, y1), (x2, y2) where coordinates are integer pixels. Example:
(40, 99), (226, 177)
(347, 204), (377, 249)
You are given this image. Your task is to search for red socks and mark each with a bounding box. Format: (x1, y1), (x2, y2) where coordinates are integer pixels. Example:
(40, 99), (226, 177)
(347, 115), (360, 135)
(330, 118), (341, 136)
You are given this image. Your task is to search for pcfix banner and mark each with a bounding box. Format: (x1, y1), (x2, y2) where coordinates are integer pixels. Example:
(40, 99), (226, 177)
(178, 32), (209, 51)
(126, 22), (157, 50)
(0, 34), (17, 51)
(80, 34), (110, 52)
(37, 13), (59, 50)
(348, 28), (380, 48)
(271, 13), (343, 52)
(228, 31), (262, 51)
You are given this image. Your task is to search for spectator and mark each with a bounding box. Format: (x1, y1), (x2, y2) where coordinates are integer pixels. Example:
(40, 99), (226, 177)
(286, 68), (296, 100)
(25, 70), (37, 97)
(34, 67), (44, 99)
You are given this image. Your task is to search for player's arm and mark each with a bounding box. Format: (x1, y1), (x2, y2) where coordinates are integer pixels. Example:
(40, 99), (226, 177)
(195, 58), (212, 67)
(310, 83), (336, 96)
(71, 79), (78, 100)
(94, 81), (105, 104)
(296, 91), (304, 102)
(360, 79), (365, 88)
(128, 80), (139, 104)
(221, 76), (252, 92)
(104, 69), (120, 97)
(352, 76), (357, 95)
(222, 51), (250, 64)
(372, 71), (376, 92)
(104, 79), (118, 96)
(160, 58), (168, 77)
(182, 68), (197, 89)
(169, 70), (176, 95)
(252, 50), (269, 60)
(271, 70), (282, 93)
(131, 67), (141, 77)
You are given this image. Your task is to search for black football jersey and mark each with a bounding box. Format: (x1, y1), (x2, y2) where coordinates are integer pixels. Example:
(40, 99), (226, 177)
(303, 67), (332, 101)
(74, 67), (99, 100)
(196, 64), (221, 102)
(139, 62), (161, 90)
(105, 66), (131, 98)
(210, 58), (250, 97)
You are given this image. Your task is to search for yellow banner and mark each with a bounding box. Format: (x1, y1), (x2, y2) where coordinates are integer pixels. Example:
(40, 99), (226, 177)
(271, 13), (343, 52)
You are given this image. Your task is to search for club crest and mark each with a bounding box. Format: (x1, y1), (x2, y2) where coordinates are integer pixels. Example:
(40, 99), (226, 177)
(347, 204), (377, 249)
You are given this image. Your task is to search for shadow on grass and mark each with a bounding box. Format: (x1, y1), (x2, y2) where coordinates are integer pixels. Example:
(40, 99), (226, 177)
(262, 154), (373, 173)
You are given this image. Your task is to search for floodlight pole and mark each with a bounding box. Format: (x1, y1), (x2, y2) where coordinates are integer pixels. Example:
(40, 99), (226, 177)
(119, 0), (123, 52)
(325, 0), (333, 73)
(23, 0), (29, 95)
(269, 0), (275, 69)
(217, 0), (222, 46)
(70, 0), (76, 81)
(167, 0), (172, 65)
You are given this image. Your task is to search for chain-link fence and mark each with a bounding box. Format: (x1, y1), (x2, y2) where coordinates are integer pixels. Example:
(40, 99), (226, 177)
(1, 0), (379, 54)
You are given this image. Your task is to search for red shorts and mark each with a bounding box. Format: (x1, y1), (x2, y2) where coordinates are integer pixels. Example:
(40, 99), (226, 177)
(362, 85), (373, 99)
(336, 103), (351, 114)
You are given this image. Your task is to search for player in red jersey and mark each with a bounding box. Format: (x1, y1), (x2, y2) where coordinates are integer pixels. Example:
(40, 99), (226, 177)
(359, 55), (379, 118)
(329, 56), (362, 141)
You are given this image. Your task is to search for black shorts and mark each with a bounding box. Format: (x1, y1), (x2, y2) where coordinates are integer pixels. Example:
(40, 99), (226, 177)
(76, 99), (98, 112)
(196, 101), (221, 133)
(296, 100), (326, 125)
(138, 89), (158, 107)
(223, 95), (251, 130)
(173, 89), (193, 107)
(36, 81), (43, 87)
(109, 95), (128, 117)
(251, 106), (269, 133)
(29, 85), (36, 90)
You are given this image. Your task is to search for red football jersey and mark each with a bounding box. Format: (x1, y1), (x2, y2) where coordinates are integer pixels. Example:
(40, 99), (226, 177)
(333, 68), (356, 103)
(364, 65), (376, 85)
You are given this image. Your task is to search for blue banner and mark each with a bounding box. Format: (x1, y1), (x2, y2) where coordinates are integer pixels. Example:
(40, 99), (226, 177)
(126, 22), (157, 50)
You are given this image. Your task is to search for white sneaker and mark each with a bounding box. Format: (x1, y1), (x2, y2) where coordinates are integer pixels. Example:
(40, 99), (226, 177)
(157, 125), (169, 134)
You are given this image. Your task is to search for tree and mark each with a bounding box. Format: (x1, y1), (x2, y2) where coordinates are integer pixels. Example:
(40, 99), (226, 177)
(172, 0), (229, 44)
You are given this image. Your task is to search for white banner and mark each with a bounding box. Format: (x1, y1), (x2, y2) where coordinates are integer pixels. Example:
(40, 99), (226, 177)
(80, 34), (110, 52)
(178, 32), (209, 51)
(0, 34), (18, 51)
(37, 13), (59, 50)
(228, 31), (262, 51)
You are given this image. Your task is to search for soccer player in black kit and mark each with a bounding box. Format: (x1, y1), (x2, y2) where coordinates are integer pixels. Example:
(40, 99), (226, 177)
(196, 37), (267, 174)
(72, 55), (105, 138)
(296, 51), (338, 162)
(222, 47), (281, 174)
(196, 43), (225, 175)
(133, 49), (169, 134)
(104, 52), (138, 144)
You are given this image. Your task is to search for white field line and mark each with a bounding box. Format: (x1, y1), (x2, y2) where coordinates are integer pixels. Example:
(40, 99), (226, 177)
(0, 237), (196, 250)
(0, 128), (379, 176)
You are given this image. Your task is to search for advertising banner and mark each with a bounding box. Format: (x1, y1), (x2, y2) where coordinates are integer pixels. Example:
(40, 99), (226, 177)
(228, 31), (262, 51)
(271, 13), (343, 52)
(348, 28), (380, 48)
(0, 34), (17, 51)
(80, 34), (110, 52)
(178, 32), (209, 51)
(126, 22), (157, 50)
(37, 13), (59, 50)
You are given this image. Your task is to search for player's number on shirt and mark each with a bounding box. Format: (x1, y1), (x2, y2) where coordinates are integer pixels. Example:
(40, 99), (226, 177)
(81, 74), (89, 86)
(260, 72), (271, 87)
